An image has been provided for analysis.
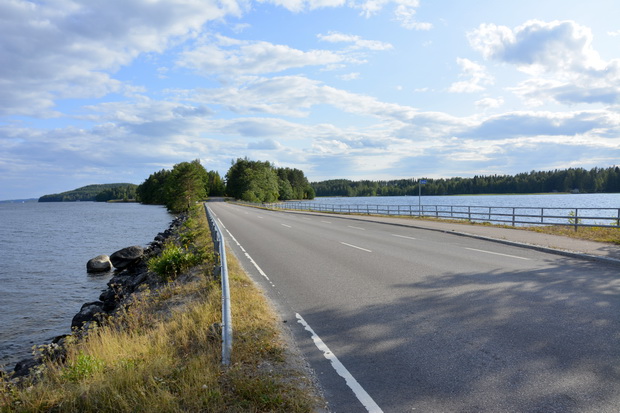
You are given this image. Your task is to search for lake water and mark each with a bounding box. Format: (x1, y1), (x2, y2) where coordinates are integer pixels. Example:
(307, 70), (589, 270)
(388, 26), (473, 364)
(283, 193), (620, 225)
(310, 193), (620, 209)
(0, 202), (172, 369)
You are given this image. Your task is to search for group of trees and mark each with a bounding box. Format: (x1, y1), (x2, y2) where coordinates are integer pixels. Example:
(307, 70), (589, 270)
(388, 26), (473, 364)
(225, 158), (315, 203)
(94, 185), (138, 202)
(39, 184), (137, 202)
(136, 160), (225, 213)
(136, 158), (314, 213)
(312, 167), (620, 197)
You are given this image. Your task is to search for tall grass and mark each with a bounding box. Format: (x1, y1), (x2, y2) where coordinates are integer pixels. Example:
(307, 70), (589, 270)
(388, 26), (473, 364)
(1, 205), (322, 412)
(526, 225), (620, 244)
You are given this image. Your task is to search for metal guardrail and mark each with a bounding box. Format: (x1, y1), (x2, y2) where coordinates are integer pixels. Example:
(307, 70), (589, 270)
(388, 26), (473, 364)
(204, 204), (232, 365)
(255, 201), (620, 229)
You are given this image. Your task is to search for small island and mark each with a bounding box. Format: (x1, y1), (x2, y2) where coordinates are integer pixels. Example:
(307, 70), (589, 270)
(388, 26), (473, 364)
(38, 183), (137, 203)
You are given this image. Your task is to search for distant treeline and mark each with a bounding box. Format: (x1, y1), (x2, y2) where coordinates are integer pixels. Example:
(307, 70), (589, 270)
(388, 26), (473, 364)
(137, 158), (314, 213)
(39, 184), (137, 202)
(311, 167), (620, 197)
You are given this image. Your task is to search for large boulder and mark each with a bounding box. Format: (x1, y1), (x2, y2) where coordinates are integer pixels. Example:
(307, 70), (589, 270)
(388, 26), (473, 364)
(110, 246), (144, 270)
(71, 301), (105, 329)
(86, 255), (112, 273)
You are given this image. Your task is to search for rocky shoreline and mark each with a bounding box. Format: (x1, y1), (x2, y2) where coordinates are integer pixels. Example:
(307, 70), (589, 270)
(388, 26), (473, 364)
(3, 214), (187, 380)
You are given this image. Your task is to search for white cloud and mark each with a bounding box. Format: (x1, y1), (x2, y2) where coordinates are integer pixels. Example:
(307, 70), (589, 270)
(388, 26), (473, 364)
(178, 37), (344, 76)
(607, 30), (620, 37)
(393, 0), (432, 30)
(349, 0), (432, 30)
(318, 32), (393, 51)
(475, 97), (504, 110)
(448, 58), (493, 93)
(461, 110), (620, 140)
(0, 0), (244, 117)
(468, 20), (620, 106)
(257, 0), (346, 13)
(340, 72), (361, 81)
(183, 75), (418, 120)
(82, 98), (212, 124)
(468, 20), (606, 73)
(247, 139), (282, 150)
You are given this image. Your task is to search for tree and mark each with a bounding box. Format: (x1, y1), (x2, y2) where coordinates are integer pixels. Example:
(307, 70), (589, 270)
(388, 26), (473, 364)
(164, 160), (208, 213)
(276, 167), (315, 200)
(278, 177), (295, 200)
(136, 169), (172, 204)
(205, 170), (226, 196)
(226, 158), (280, 203)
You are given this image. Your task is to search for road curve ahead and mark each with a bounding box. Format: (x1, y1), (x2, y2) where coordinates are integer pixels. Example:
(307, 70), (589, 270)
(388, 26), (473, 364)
(207, 202), (620, 413)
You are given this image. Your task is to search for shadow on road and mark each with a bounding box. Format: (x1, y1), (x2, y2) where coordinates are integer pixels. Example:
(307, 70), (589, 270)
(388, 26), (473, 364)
(301, 258), (620, 412)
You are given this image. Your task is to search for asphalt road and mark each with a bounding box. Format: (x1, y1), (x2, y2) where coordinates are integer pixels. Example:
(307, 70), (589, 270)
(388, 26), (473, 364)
(207, 202), (620, 413)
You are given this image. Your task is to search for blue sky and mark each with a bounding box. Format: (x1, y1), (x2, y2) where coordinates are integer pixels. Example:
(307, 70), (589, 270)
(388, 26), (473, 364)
(2, 0), (620, 200)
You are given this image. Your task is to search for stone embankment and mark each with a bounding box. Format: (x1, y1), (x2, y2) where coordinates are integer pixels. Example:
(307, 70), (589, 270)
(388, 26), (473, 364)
(6, 214), (187, 379)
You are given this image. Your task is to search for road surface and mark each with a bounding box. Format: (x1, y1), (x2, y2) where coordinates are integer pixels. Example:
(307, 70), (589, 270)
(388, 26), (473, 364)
(208, 202), (620, 412)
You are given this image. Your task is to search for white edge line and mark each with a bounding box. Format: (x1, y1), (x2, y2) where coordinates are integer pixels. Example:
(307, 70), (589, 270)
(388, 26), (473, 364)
(296, 313), (383, 413)
(465, 247), (530, 260)
(340, 242), (372, 253)
(216, 217), (226, 228)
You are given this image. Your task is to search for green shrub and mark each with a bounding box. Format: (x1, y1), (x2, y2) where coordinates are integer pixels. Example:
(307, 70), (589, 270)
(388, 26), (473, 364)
(61, 353), (105, 382)
(148, 244), (200, 282)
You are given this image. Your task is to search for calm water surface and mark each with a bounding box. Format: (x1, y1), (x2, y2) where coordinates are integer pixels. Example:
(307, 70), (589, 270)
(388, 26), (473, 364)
(288, 193), (620, 225)
(0, 202), (171, 368)
(311, 193), (620, 209)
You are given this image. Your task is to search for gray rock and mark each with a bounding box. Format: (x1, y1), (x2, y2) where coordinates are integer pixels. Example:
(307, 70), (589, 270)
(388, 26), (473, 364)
(110, 246), (144, 270)
(71, 301), (105, 329)
(86, 255), (112, 273)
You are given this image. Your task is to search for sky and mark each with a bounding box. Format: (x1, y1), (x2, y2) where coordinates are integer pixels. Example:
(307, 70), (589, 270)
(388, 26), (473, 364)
(2, 0), (620, 200)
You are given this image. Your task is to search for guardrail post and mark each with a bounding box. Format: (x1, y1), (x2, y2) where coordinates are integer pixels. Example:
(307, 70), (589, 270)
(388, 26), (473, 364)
(512, 208), (516, 226)
(574, 208), (579, 232)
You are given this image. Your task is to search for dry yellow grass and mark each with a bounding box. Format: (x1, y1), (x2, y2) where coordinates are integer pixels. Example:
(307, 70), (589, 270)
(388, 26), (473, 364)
(525, 225), (620, 244)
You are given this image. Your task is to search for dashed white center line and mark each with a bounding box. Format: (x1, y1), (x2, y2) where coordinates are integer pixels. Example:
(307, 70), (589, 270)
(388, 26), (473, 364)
(392, 234), (416, 240)
(257, 216), (264, 219)
(348, 225), (365, 230)
(321, 220), (332, 224)
(465, 247), (530, 260)
(340, 242), (372, 253)
(281, 223), (292, 228)
(218, 220), (275, 287)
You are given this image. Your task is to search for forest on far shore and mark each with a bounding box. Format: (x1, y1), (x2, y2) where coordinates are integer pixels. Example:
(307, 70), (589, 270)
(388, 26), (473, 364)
(311, 166), (620, 197)
(38, 183), (137, 202)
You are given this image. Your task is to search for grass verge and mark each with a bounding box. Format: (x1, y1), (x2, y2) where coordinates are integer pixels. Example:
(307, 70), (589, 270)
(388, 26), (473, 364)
(524, 225), (620, 244)
(0, 205), (323, 412)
